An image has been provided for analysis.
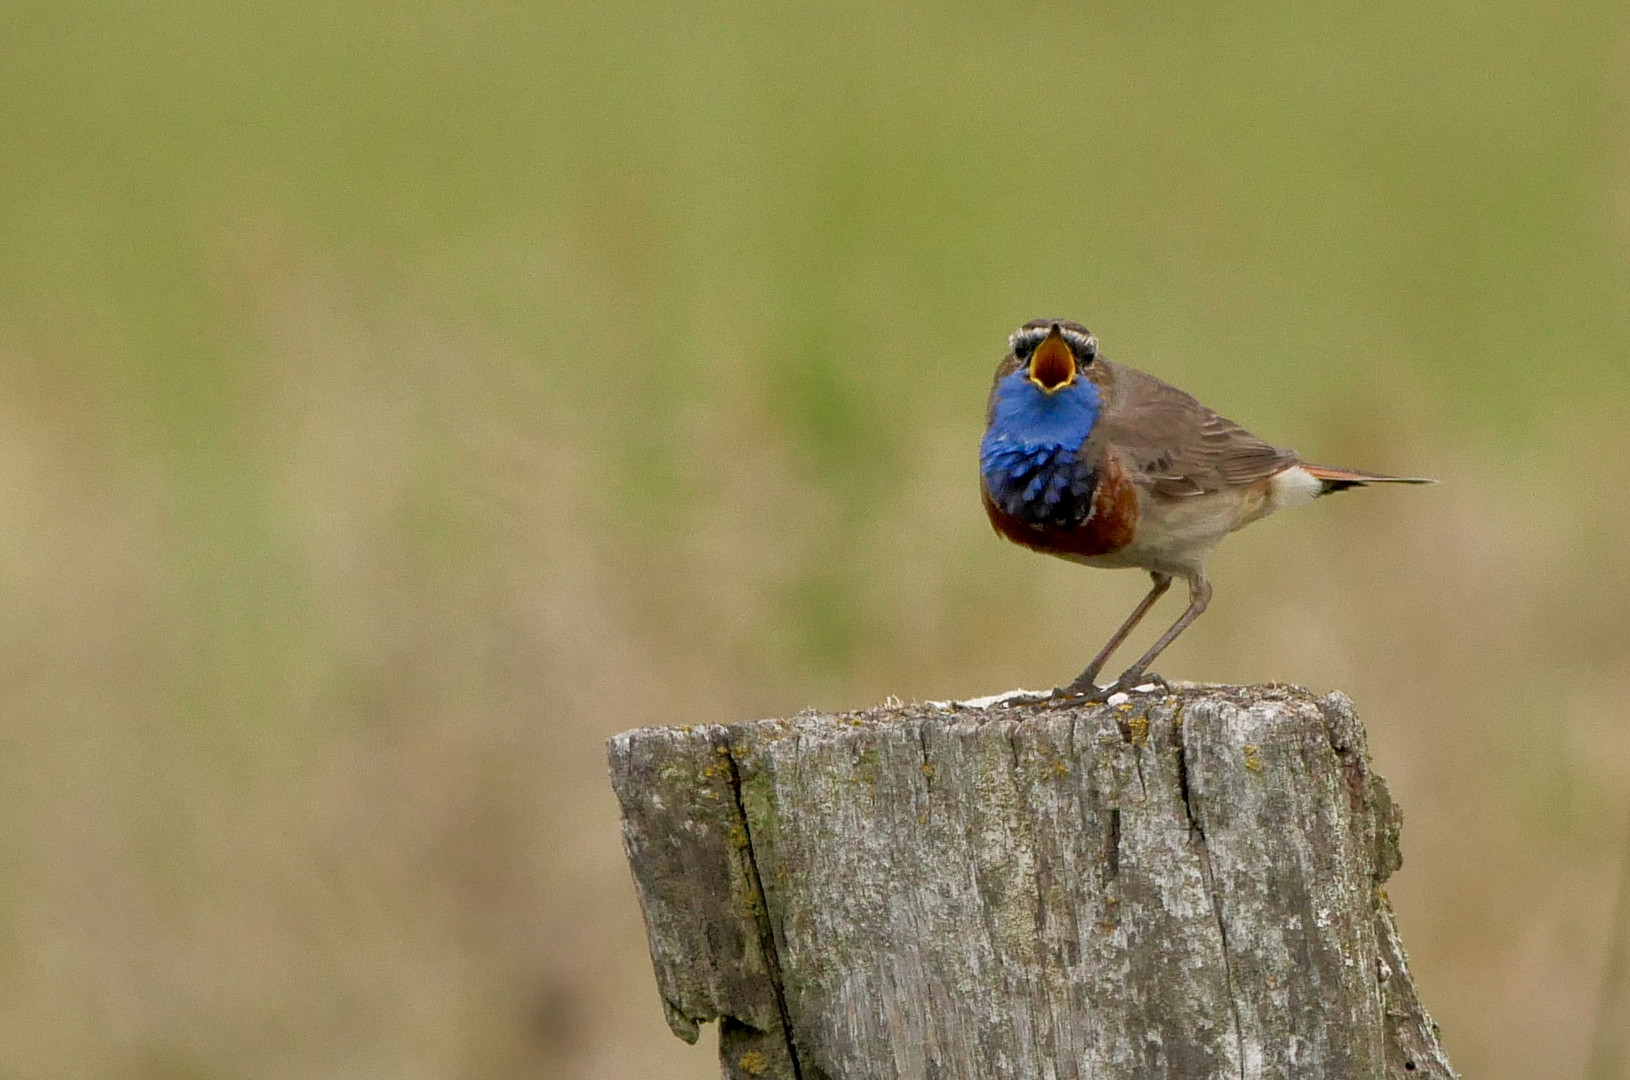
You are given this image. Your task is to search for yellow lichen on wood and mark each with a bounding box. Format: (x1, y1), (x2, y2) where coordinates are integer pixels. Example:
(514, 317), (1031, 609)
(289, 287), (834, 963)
(1127, 714), (1149, 746)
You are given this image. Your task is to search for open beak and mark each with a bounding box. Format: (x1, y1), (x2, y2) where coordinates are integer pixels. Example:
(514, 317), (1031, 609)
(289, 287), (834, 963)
(1027, 324), (1077, 394)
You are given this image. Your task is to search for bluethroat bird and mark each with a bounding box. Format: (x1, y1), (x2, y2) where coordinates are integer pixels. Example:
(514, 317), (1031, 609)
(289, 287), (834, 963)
(981, 319), (1433, 702)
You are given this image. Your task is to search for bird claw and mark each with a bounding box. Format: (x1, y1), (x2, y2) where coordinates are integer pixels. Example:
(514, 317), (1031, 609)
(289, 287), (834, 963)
(1044, 686), (1095, 708)
(1046, 672), (1170, 707)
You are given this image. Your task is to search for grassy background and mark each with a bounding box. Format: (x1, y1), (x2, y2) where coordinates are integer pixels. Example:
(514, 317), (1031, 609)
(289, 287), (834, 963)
(3, 1), (1630, 1076)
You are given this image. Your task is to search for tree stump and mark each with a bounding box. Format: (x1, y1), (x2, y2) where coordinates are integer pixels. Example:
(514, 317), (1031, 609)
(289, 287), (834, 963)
(608, 684), (1457, 1079)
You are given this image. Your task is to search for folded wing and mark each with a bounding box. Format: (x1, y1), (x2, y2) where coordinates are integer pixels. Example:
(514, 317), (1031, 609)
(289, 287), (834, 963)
(1090, 361), (1298, 497)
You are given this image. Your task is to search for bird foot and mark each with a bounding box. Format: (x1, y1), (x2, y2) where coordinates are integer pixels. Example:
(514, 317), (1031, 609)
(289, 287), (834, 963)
(1047, 672), (1170, 707)
(1122, 672), (1172, 694)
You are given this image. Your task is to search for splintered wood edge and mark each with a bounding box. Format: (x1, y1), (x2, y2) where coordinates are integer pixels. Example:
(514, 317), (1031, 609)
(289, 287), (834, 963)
(607, 685), (1456, 1080)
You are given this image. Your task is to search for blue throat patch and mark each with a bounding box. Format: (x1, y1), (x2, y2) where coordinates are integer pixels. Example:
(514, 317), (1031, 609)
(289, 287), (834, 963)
(980, 370), (1102, 527)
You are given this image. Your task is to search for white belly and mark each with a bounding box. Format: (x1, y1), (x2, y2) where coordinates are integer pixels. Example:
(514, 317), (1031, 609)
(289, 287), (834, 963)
(1061, 466), (1319, 576)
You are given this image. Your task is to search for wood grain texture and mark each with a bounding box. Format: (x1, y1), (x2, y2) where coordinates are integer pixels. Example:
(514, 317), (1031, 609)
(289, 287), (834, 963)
(608, 685), (1457, 1080)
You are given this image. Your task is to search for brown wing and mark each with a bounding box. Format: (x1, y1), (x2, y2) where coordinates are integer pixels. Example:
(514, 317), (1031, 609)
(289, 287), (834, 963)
(1086, 359), (1297, 497)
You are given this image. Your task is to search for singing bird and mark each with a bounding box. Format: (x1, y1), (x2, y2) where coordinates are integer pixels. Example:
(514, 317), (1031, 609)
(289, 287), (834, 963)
(980, 318), (1432, 701)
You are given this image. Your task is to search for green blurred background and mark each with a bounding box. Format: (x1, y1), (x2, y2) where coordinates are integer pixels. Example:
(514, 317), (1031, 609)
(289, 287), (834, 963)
(3, 1), (1630, 1077)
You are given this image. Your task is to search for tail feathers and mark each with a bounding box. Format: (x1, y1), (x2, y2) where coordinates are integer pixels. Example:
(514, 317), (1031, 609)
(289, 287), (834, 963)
(1302, 463), (1437, 494)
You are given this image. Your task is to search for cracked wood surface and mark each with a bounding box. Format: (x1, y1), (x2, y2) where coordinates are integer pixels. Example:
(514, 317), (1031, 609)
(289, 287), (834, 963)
(608, 685), (1457, 1080)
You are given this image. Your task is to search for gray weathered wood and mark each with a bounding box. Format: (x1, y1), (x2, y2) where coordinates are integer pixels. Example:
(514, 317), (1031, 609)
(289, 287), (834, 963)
(609, 685), (1456, 1079)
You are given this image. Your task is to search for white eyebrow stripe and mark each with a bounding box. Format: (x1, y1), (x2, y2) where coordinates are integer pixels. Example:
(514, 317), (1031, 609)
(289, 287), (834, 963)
(1006, 329), (1040, 352)
(1008, 326), (1098, 356)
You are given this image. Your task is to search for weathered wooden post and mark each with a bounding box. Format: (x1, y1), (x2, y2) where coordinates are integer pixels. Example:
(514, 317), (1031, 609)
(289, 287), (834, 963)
(609, 684), (1457, 1079)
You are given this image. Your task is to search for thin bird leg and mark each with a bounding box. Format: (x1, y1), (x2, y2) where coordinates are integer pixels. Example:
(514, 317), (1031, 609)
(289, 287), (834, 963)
(1105, 575), (1213, 691)
(1060, 572), (1173, 695)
